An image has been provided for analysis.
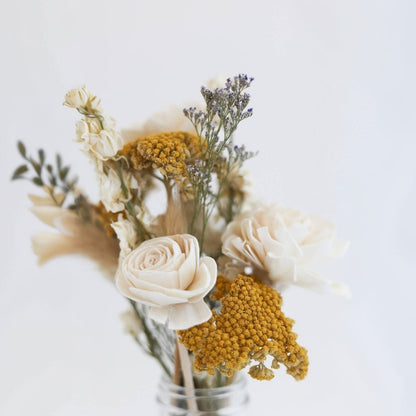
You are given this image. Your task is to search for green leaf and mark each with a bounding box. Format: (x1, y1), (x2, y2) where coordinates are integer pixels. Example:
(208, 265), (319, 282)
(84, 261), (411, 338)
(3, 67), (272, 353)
(32, 177), (43, 186)
(31, 160), (42, 175)
(56, 154), (62, 170)
(38, 149), (45, 165)
(59, 166), (70, 181)
(67, 178), (78, 189)
(11, 164), (29, 180)
(17, 141), (27, 158)
(46, 164), (53, 173)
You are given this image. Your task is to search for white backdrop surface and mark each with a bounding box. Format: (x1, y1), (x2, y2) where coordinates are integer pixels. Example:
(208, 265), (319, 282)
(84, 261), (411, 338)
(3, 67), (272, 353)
(1, 1), (415, 415)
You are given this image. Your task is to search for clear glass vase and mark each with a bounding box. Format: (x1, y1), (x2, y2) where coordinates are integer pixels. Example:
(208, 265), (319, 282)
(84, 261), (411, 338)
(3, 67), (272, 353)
(156, 375), (249, 416)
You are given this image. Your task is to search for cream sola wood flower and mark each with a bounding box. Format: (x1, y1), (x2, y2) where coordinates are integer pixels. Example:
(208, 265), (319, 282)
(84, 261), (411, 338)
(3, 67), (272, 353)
(116, 234), (217, 330)
(221, 204), (350, 295)
(29, 193), (119, 280)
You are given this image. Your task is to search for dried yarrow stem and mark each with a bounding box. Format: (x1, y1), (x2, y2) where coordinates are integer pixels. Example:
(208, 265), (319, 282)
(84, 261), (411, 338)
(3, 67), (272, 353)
(178, 275), (309, 381)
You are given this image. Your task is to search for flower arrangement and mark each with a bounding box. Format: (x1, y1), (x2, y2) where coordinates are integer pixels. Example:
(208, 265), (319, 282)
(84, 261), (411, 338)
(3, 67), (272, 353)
(12, 75), (348, 411)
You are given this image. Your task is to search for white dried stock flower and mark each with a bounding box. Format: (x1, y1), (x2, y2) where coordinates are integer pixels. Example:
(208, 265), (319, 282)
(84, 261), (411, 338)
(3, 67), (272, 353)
(111, 214), (139, 257)
(98, 168), (138, 213)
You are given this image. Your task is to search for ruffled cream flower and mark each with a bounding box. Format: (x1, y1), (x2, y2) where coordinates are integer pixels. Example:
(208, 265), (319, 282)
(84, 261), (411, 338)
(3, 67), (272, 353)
(65, 88), (121, 167)
(116, 234), (217, 330)
(29, 193), (119, 280)
(76, 120), (123, 162)
(98, 168), (125, 213)
(111, 214), (138, 257)
(98, 167), (138, 213)
(221, 204), (349, 295)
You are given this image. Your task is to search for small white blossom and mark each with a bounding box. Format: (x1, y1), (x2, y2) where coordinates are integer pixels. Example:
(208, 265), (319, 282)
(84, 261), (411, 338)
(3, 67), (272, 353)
(75, 120), (89, 141)
(99, 168), (125, 213)
(63, 86), (90, 109)
(111, 214), (138, 256)
(88, 94), (103, 113)
(88, 130), (123, 161)
(99, 168), (138, 213)
(63, 85), (103, 113)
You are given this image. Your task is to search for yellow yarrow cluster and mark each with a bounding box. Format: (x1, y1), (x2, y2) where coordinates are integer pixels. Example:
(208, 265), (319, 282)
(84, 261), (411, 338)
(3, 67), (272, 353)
(118, 131), (202, 177)
(178, 274), (309, 381)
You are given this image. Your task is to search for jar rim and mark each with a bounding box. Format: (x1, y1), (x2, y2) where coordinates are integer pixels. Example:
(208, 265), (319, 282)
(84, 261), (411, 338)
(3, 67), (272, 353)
(158, 373), (247, 395)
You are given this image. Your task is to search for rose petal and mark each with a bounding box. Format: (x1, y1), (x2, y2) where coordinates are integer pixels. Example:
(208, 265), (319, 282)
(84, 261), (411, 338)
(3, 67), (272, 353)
(299, 238), (336, 264)
(187, 257), (217, 302)
(167, 299), (212, 330)
(265, 253), (296, 283)
(148, 306), (169, 325)
(127, 269), (179, 290)
(294, 267), (350, 298)
(257, 226), (285, 256)
(177, 235), (198, 289)
(125, 285), (186, 306)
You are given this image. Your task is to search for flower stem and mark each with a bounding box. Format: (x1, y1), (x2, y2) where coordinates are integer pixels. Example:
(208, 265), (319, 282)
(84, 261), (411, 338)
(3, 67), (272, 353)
(115, 161), (151, 241)
(128, 299), (171, 378)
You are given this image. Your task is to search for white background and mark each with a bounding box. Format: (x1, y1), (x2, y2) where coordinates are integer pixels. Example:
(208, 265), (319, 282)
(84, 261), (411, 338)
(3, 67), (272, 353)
(1, 1), (415, 415)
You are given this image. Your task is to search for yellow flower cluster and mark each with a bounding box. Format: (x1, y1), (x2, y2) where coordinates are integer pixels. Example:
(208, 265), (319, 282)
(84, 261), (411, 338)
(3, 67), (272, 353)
(119, 131), (201, 177)
(178, 274), (309, 381)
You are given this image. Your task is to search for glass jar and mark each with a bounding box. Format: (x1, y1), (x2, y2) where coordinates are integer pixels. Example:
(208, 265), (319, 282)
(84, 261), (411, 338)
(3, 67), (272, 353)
(156, 375), (249, 415)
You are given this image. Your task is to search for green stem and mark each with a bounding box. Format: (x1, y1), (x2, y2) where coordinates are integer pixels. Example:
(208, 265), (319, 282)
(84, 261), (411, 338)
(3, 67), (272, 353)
(128, 300), (172, 378)
(115, 161), (151, 241)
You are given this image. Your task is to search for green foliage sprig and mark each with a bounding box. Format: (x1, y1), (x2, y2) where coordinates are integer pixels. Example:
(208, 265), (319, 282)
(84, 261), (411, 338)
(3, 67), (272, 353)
(11, 141), (78, 205)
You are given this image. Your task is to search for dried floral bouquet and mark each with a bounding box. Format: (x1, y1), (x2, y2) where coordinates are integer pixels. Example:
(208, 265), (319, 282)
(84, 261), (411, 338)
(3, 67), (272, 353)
(12, 75), (348, 412)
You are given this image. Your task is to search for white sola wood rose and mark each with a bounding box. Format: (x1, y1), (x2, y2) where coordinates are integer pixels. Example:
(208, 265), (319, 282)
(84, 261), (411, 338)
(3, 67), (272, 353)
(222, 204), (349, 295)
(116, 234), (217, 330)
